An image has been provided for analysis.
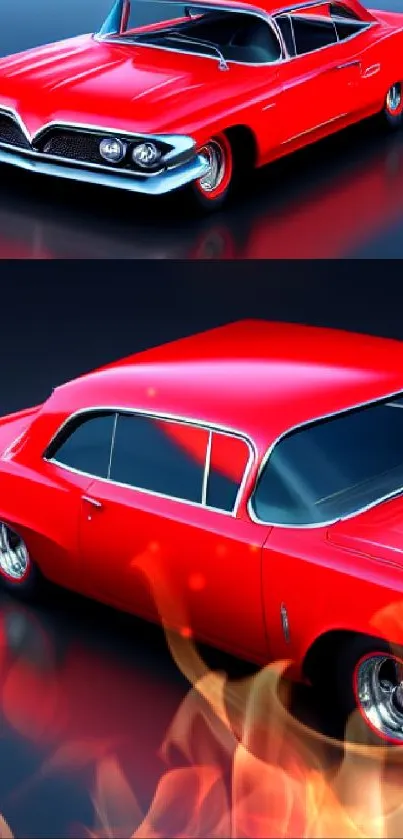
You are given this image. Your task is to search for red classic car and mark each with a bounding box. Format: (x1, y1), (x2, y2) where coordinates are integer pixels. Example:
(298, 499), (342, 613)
(0, 0), (403, 209)
(3, 322), (403, 744)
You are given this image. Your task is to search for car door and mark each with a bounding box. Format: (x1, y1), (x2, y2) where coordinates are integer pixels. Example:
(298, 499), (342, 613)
(275, 4), (361, 142)
(78, 411), (270, 662)
(330, 6), (388, 114)
(28, 410), (118, 591)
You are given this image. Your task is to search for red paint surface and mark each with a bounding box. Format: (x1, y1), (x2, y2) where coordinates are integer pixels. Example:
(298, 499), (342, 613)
(1, 321), (403, 678)
(0, 0), (401, 171)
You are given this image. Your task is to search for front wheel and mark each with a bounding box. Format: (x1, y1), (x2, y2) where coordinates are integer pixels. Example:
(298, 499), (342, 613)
(0, 522), (41, 600)
(191, 133), (234, 211)
(382, 82), (403, 129)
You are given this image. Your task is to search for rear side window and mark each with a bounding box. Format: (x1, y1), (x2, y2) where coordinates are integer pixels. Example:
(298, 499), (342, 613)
(47, 412), (116, 477)
(206, 432), (251, 512)
(110, 413), (209, 503)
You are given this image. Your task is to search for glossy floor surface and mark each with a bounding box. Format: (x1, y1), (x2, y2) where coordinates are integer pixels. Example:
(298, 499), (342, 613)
(1, 0), (403, 257)
(1, 270), (403, 837)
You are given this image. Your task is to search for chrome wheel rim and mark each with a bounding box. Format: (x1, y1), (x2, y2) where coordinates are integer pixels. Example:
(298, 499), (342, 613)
(386, 84), (402, 113)
(198, 141), (226, 193)
(356, 654), (403, 742)
(0, 524), (29, 580)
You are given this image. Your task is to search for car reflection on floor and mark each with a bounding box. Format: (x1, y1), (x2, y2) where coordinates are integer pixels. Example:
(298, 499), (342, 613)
(0, 119), (402, 258)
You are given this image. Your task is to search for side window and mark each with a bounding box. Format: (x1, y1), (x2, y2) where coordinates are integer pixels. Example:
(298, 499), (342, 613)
(206, 432), (251, 512)
(290, 4), (338, 55)
(47, 412), (116, 477)
(275, 15), (296, 56)
(109, 413), (209, 503)
(330, 2), (368, 39)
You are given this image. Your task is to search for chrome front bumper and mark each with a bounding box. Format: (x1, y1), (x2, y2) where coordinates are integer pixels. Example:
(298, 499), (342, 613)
(0, 143), (210, 195)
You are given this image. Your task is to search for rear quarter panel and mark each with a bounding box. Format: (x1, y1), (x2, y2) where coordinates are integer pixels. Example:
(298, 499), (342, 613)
(262, 526), (403, 678)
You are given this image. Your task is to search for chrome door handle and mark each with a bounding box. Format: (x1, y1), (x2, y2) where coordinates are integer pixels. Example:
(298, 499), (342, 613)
(82, 495), (103, 509)
(335, 60), (361, 70)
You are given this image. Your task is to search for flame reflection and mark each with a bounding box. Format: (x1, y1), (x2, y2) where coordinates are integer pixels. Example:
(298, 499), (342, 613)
(2, 562), (403, 836)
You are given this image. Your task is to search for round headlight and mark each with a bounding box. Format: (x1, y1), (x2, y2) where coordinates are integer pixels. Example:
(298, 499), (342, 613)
(132, 142), (162, 168)
(99, 137), (126, 163)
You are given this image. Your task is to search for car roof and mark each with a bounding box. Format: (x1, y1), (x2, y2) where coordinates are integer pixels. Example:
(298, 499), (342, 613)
(52, 320), (403, 450)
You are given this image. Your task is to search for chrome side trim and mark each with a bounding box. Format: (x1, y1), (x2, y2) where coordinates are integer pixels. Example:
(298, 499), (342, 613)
(43, 405), (257, 518)
(0, 144), (209, 195)
(281, 112), (348, 144)
(248, 386), (403, 530)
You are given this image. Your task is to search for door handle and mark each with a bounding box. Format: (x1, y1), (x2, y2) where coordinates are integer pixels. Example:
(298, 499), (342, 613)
(82, 495), (103, 509)
(335, 60), (361, 70)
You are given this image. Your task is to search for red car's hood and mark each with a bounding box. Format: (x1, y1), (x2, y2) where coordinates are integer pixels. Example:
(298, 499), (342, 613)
(328, 495), (403, 567)
(0, 35), (258, 137)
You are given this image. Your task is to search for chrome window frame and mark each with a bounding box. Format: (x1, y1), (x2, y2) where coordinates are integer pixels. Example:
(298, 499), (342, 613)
(95, 4), (286, 67)
(273, 0), (374, 58)
(43, 406), (256, 518)
(248, 387), (403, 530)
(95, 0), (375, 66)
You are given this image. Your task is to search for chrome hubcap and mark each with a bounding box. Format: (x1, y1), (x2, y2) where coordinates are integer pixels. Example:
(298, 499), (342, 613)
(387, 84), (402, 113)
(356, 654), (403, 741)
(198, 141), (226, 193)
(0, 524), (29, 580)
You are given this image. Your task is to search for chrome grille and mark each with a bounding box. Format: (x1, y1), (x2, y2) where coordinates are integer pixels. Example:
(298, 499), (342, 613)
(0, 113), (31, 149)
(39, 130), (105, 164)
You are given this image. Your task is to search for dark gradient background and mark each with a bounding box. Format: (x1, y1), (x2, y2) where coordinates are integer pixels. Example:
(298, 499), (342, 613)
(0, 263), (402, 838)
(1, 1), (403, 256)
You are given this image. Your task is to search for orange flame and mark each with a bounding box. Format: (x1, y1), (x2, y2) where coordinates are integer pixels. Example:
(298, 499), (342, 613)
(3, 544), (403, 838)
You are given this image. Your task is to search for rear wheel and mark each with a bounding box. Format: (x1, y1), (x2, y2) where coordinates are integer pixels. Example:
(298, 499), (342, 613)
(312, 634), (403, 746)
(0, 523), (41, 600)
(382, 82), (403, 129)
(191, 133), (234, 211)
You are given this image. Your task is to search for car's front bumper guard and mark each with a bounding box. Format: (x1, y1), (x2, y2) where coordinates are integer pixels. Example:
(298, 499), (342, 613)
(0, 143), (210, 195)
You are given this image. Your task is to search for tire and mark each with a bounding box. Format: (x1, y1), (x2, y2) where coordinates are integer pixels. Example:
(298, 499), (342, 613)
(0, 522), (42, 600)
(313, 634), (403, 746)
(190, 132), (235, 211)
(382, 82), (403, 129)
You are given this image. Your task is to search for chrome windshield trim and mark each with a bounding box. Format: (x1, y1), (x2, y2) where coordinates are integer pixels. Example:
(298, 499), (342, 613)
(95, 3), (285, 65)
(43, 405), (257, 517)
(248, 386), (403, 530)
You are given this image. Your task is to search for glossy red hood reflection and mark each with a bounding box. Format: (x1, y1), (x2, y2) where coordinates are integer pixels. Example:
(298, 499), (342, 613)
(0, 35), (262, 137)
(328, 494), (403, 567)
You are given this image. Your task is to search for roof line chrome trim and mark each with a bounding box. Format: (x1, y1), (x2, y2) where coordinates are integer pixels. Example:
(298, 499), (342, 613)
(42, 405), (257, 517)
(248, 385), (403, 530)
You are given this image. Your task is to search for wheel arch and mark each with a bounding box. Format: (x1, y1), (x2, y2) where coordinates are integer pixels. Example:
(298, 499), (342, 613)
(302, 628), (395, 684)
(224, 124), (258, 170)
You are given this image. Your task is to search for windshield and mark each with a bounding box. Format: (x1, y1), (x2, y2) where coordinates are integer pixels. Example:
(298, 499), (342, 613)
(251, 395), (403, 527)
(102, 0), (282, 64)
